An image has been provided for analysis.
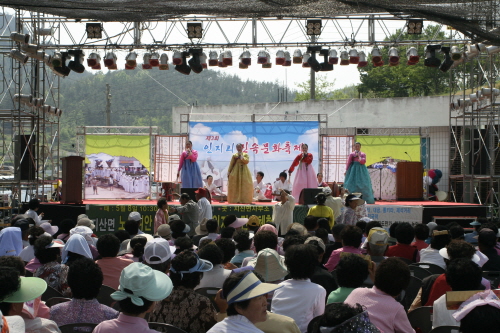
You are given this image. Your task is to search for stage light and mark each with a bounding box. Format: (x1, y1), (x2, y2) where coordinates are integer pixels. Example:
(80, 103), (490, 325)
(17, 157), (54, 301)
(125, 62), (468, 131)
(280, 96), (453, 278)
(481, 87), (500, 97)
(406, 47), (419, 65)
(86, 53), (101, 69)
(103, 52), (116, 68)
(470, 93), (479, 103)
(261, 51), (272, 68)
(42, 105), (50, 113)
(188, 49), (203, 74)
(239, 62), (248, 69)
(283, 51), (291, 66)
(172, 50), (183, 65)
(222, 50), (232, 66)
(51, 52), (62, 67)
(68, 50), (85, 73)
(159, 53), (169, 70)
(388, 47), (399, 65)
(9, 49), (29, 64)
(187, 22), (203, 39)
(276, 50), (285, 65)
(407, 19), (423, 34)
(218, 53), (227, 68)
(43, 54), (52, 67)
(466, 44), (480, 56)
(306, 19), (322, 36)
(302, 52), (310, 68)
(150, 52), (160, 67)
(13, 94), (33, 106)
(37, 27), (53, 36)
(319, 49), (333, 71)
(424, 44), (441, 68)
(357, 51), (368, 68)
(450, 46), (462, 61)
(10, 32), (29, 43)
(457, 98), (471, 107)
(21, 43), (38, 54)
(293, 49), (302, 64)
(33, 98), (44, 108)
(486, 45), (500, 55)
(86, 23), (102, 39)
(200, 52), (207, 68)
(307, 53), (321, 72)
(240, 50), (251, 66)
(257, 50), (269, 65)
(52, 52), (71, 77)
(349, 49), (359, 64)
(328, 49), (338, 64)
(125, 52), (137, 67)
(175, 52), (191, 75)
(142, 53), (152, 69)
(439, 46), (453, 72)
(28, 50), (46, 62)
(476, 43), (487, 52)
(371, 47), (382, 64)
(339, 51), (349, 66)
(208, 51), (218, 66)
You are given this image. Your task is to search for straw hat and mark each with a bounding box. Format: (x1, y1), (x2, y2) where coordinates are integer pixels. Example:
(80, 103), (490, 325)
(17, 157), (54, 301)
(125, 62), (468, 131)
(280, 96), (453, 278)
(248, 248), (288, 282)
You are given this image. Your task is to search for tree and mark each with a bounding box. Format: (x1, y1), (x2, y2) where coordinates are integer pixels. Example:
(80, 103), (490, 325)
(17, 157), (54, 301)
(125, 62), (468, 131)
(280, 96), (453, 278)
(357, 25), (455, 98)
(294, 74), (336, 101)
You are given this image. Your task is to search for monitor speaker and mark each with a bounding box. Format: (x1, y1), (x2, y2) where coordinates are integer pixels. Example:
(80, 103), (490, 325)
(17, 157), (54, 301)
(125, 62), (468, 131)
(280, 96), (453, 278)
(298, 188), (323, 205)
(14, 135), (36, 181)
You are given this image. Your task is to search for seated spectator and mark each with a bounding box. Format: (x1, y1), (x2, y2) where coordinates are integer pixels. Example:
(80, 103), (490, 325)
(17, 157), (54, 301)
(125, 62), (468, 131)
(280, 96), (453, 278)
(327, 253), (368, 304)
(308, 303), (380, 333)
(0, 267), (58, 333)
(215, 238), (238, 270)
(307, 194), (334, 229)
(425, 222), (438, 244)
(13, 219), (34, 248)
(199, 219), (220, 244)
(385, 222), (419, 262)
(173, 236), (195, 255)
(69, 226), (99, 258)
(19, 226), (44, 263)
(272, 244), (326, 333)
(154, 197), (169, 234)
(432, 258), (483, 329)
(366, 227), (389, 264)
(169, 219), (190, 243)
(304, 216), (318, 235)
(124, 219), (140, 239)
(196, 243), (231, 289)
(247, 215), (260, 235)
(322, 224), (344, 265)
(0, 227), (23, 257)
(464, 220), (481, 245)
(304, 237), (338, 298)
(149, 251), (216, 333)
(282, 235), (307, 253)
(450, 225), (465, 240)
(419, 226), (451, 269)
(478, 227), (500, 271)
(361, 221), (383, 250)
(316, 219), (332, 239)
(454, 289), (500, 333)
(387, 222), (399, 246)
(325, 225), (364, 272)
(345, 257), (413, 333)
(93, 263), (173, 333)
(228, 217), (248, 231)
(231, 230), (254, 267)
(121, 234), (153, 262)
(411, 223), (430, 251)
(286, 223), (308, 236)
(222, 215), (237, 228)
(39, 222), (58, 238)
(95, 234), (134, 290)
(50, 258), (119, 328)
(220, 227), (236, 239)
(142, 238), (172, 274)
(33, 235), (70, 296)
(248, 248), (288, 283)
(155, 224), (171, 242)
(242, 230), (278, 267)
(356, 221), (368, 244)
(62, 234), (93, 265)
(53, 218), (76, 242)
(114, 230), (131, 254)
(208, 271), (282, 333)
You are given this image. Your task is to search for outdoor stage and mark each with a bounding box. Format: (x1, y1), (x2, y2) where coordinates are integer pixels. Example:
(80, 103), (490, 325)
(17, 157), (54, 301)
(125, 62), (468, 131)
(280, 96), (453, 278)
(37, 199), (488, 237)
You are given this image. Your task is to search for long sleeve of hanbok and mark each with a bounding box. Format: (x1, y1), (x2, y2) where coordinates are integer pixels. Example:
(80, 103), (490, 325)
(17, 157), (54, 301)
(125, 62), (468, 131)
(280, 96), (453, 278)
(289, 153), (313, 173)
(178, 151), (187, 171)
(187, 150), (198, 162)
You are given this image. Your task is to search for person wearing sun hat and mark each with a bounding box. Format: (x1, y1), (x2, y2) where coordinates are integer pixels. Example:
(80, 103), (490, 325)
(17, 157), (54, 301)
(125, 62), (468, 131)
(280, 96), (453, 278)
(228, 217), (249, 230)
(247, 248), (288, 283)
(39, 222), (58, 236)
(340, 194), (365, 226)
(93, 262), (173, 333)
(464, 219), (482, 245)
(208, 271), (283, 333)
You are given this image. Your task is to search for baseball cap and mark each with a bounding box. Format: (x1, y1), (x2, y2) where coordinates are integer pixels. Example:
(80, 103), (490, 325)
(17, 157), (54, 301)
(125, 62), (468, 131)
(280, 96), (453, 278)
(1, 276), (47, 303)
(111, 263), (173, 306)
(168, 214), (181, 223)
(77, 218), (95, 230)
(226, 271), (282, 305)
(195, 187), (207, 197)
(12, 219), (34, 232)
(229, 218), (248, 229)
(247, 215), (260, 228)
(305, 236), (326, 252)
(144, 238), (172, 264)
(40, 222), (58, 236)
(322, 187), (332, 195)
(128, 211), (142, 222)
(156, 224), (171, 238)
(367, 227), (389, 246)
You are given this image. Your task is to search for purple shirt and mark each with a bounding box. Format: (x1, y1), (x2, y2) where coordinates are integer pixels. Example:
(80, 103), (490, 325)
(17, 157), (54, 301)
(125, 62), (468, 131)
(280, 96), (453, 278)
(50, 298), (118, 328)
(325, 246), (364, 272)
(94, 313), (159, 333)
(344, 286), (415, 333)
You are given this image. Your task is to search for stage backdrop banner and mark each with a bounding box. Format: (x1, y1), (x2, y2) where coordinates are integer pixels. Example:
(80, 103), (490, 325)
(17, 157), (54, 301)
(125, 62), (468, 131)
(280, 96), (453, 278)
(364, 205), (423, 228)
(189, 121), (319, 192)
(356, 136), (421, 167)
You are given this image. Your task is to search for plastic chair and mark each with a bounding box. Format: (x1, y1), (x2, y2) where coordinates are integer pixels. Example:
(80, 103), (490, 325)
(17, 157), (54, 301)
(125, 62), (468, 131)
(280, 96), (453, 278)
(97, 284), (116, 307)
(41, 286), (64, 302)
(194, 287), (220, 312)
(411, 262), (446, 275)
(401, 275), (422, 311)
(45, 297), (71, 307)
(409, 265), (433, 281)
(148, 322), (188, 333)
(482, 271), (500, 289)
(429, 326), (460, 333)
(58, 323), (98, 333)
(408, 306), (433, 333)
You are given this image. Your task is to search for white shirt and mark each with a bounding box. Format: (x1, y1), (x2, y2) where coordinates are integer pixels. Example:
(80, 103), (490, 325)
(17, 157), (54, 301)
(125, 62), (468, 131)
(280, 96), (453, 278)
(272, 180), (292, 196)
(271, 279), (326, 333)
(19, 244), (35, 262)
(195, 264), (232, 290)
(324, 196), (342, 220)
(199, 233), (220, 244)
(197, 197), (212, 223)
(205, 182), (222, 195)
(272, 195), (295, 235)
(419, 247), (446, 269)
(432, 294), (460, 330)
(25, 209), (43, 226)
(208, 315), (264, 333)
(253, 180), (267, 200)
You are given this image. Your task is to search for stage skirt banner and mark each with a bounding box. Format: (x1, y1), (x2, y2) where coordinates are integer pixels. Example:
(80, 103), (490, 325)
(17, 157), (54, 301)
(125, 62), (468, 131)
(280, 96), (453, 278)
(356, 135), (421, 167)
(85, 135), (151, 200)
(189, 121), (319, 194)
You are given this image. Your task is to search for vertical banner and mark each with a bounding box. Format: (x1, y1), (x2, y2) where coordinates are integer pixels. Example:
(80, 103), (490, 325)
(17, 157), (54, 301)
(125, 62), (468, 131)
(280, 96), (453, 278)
(85, 135), (151, 199)
(189, 121), (319, 192)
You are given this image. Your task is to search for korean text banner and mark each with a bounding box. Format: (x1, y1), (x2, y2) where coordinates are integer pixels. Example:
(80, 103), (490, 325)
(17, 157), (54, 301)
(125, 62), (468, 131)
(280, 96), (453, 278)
(189, 121), (319, 189)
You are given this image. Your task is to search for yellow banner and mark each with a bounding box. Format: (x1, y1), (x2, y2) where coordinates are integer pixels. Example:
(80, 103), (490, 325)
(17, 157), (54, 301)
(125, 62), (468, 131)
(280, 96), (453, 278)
(85, 135), (150, 170)
(356, 135), (421, 166)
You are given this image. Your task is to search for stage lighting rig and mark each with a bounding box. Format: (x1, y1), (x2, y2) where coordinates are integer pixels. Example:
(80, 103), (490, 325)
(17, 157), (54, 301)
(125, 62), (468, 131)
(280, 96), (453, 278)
(283, 51), (291, 67)
(349, 49), (359, 64)
(450, 46), (462, 61)
(172, 50), (183, 65)
(388, 47), (399, 66)
(357, 51), (368, 68)
(208, 51), (218, 66)
(188, 49), (204, 74)
(10, 32), (29, 43)
(257, 50), (269, 65)
(218, 53), (227, 68)
(406, 47), (419, 65)
(125, 52), (137, 68)
(159, 53), (169, 70)
(200, 52), (207, 69)
(424, 45), (441, 68)
(319, 49), (333, 71)
(222, 50), (233, 66)
(293, 49), (303, 64)
(306, 19), (322, 36)
(175, 51), (191, 75)
(328, 49), (338, 65)
(407, 19), (423, 34)
(371, 47), (383, 65)
(339, 51), (349, 66)
(439, 46), (453, 72)
(86, 23), (102, 39)
(142, 53), (152, 69)
(68, 50), (85, 73)
(150, 52), (160, 67)
(103, 52), (117, 68)
(187, 22), (203, 39)
(276, 50), (285, 65)
(53, 52), (71, 77)
(307, 46), (322, 72)
(9, 49), (29, 64)
(302, 52), (310, 68)
(240, 50), (251, 66)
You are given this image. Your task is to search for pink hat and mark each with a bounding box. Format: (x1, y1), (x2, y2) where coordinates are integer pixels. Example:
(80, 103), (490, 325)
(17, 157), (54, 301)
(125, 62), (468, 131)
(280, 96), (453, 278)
(257, 224), (278, 235)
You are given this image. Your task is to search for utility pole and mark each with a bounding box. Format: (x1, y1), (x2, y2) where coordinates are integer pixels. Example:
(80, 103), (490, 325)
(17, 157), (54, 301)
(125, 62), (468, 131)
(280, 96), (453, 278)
(105, 84), (111, 127)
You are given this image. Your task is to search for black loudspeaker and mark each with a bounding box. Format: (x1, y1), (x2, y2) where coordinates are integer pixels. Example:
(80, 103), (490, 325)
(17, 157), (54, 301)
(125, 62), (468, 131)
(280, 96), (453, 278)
(14, 135), (36, 181)
(299, 188), (323, 205)
(180, 188), (198, 202)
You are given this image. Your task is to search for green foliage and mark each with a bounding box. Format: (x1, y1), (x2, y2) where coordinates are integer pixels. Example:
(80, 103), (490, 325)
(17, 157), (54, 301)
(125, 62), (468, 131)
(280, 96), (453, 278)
(357, 25), (454, 98)
(294, 74), (336, 101)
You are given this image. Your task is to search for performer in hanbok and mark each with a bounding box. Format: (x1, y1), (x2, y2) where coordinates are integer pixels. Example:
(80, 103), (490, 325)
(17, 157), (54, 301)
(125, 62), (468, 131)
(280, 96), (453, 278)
(288, 143), (317, 198)
(344, 142), (375, 204)
(227, 143), (253, 204)
(204, 175), (223, 196)
(177, 141), (203, 189)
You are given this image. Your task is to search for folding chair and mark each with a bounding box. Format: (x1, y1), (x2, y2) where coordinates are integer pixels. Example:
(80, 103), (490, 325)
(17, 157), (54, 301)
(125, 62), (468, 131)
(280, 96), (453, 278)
(45, 297), (71, 307)
(408, 306), (433, 333)
(148, 322), (188, 333)
(409, 265), (433, 280)
(58, 323), (98, 333)
(401, 275), (422, 311)
(96, 284), (116, 307)
(428, 326), (460, 333)
(195, 287), (220, 312)
(41, 286), (63, 302)
(411, 262), (445, 275)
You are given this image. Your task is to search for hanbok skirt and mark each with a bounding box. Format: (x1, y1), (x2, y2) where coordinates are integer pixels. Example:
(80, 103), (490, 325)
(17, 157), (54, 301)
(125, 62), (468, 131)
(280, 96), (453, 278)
(180, 160), (203, 189)
(292, 163), (317, 198)
(344, 161), (375, 204)
(228, 163), (253, 204)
